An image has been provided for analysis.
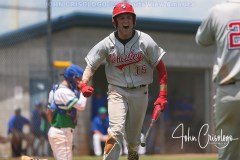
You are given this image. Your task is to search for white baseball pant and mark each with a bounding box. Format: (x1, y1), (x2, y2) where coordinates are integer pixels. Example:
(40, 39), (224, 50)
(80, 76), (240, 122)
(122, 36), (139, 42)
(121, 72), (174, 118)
(103, 84), (148, 160)
(214, 82), (240, 160)
(48, 127), (73, 160)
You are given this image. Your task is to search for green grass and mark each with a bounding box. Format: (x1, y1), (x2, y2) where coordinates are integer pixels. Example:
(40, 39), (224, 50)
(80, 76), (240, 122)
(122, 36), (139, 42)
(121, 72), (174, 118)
(9, 154), (217, 160)
(75, 155), (217, 160)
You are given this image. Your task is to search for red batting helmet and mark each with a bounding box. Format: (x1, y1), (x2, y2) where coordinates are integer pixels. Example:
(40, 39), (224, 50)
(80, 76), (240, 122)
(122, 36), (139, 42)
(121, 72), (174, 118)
(112, 2), (136, 27)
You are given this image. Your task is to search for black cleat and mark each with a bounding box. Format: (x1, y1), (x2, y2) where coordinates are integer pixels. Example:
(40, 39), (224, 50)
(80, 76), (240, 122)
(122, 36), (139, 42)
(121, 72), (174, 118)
(128, 151), (139, 160)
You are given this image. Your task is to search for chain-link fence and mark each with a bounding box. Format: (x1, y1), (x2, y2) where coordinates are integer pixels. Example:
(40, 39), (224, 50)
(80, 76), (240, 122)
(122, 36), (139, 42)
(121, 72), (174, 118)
(0, 11), (99, 157)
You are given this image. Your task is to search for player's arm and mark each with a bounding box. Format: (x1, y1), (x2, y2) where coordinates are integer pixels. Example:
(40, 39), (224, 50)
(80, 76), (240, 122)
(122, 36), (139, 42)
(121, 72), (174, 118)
(195, 9), (215, 46)
(78, 40), (107, 97)
(46, 90), (55, 124)
(46, 108), (53, 124)
(73, 92), (87, 111)
(0, 135), (10, 143)
(144, 33), (166, 67)
(92, 118), (104, 136)
(153, 60), (168, 120)
(81, 65), (96, 84)
(77, 66), (95, 97)
(7, 118), (14, 134)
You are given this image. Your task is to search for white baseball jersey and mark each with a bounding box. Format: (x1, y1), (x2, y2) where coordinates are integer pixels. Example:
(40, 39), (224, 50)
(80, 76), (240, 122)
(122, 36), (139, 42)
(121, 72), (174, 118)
(196, 0), (240, 85)
(48, 84), (87, 111)
(85, 30), (166, 88)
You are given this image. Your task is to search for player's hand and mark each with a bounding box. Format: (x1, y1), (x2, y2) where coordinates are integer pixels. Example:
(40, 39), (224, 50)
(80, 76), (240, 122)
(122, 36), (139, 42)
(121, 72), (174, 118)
(154, 96), (167, 112)
(152, 96), (167, 121)
(78, 82), (94, 97)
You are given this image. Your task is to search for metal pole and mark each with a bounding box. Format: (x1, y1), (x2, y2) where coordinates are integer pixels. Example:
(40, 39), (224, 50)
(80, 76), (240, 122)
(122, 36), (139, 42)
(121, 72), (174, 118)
(46, 0), (54, 86)
(204, 69), (213, 153)
(13, 0), (19, 29)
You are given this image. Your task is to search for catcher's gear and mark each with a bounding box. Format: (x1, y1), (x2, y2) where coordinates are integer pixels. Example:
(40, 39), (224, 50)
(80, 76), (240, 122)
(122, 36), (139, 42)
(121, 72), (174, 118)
(64, 64), (83, 91)
(78, 82), (94, 97)
(154, 90), (167, 113)
(48, 84), (77, 123)
(49, 84), (79, 111)
(112, 2), (136, 27)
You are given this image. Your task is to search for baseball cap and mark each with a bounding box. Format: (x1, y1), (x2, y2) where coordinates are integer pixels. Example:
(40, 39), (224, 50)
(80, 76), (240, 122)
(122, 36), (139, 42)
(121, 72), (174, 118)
(98, 107), (107, 114)
(14, 106), (21, 111)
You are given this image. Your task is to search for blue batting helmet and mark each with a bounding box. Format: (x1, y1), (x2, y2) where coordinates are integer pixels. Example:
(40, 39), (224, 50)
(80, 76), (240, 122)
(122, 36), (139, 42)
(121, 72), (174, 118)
(64, 64), (83, 90)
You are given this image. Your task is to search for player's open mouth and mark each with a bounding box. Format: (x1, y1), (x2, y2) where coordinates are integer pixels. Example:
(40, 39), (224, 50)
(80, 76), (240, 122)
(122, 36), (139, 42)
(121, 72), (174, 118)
(123, 25), (129, 29)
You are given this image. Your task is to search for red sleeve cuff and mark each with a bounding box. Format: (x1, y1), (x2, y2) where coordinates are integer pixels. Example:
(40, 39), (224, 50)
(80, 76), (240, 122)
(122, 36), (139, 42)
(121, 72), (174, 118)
(156, 60), (167, 85)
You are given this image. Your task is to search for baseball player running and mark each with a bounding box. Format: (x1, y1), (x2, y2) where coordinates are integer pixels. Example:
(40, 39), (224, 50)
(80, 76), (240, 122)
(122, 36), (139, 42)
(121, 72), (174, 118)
(78, 2), (168, 160)
(46, 64), (87, 160)
(196, 0), (240, 159)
